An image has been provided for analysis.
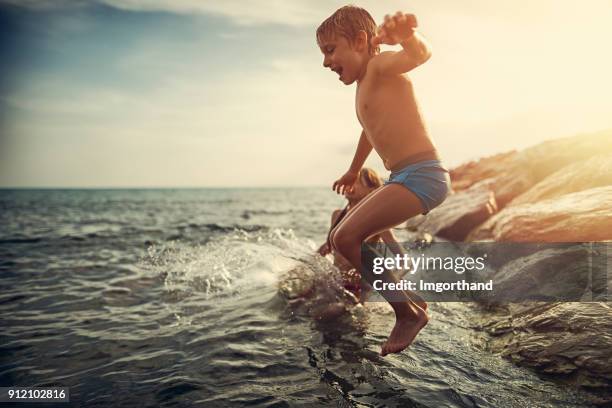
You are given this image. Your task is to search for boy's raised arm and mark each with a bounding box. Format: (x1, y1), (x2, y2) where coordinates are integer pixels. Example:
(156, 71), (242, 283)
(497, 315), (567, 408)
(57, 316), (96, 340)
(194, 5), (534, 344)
(333, 130), (372, 194)
(371, 12), (432, 76)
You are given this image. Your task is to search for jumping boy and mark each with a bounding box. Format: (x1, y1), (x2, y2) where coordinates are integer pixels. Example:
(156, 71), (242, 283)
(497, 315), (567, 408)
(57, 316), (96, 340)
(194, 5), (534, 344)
(317, 5), (451, 355)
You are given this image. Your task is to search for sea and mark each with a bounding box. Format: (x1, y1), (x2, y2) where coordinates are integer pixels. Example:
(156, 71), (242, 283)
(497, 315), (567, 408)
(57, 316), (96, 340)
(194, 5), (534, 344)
(0, 188), (595, 407)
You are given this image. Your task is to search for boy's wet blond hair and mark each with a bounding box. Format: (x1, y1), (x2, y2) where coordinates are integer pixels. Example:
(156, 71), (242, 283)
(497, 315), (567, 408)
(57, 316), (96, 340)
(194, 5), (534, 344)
(316, 5), (380, 55)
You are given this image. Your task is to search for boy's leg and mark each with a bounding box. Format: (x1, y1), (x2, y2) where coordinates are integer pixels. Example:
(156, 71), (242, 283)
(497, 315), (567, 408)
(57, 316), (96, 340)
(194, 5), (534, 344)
(327, 190), (381, 252)
(331, 183), (428, 356)
(330, 186), (427, 310)
(329, 189), (428, 310)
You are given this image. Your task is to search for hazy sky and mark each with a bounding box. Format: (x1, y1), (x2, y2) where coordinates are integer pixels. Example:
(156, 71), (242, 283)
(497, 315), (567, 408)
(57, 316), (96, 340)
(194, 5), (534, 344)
(1, 0), (611, 187)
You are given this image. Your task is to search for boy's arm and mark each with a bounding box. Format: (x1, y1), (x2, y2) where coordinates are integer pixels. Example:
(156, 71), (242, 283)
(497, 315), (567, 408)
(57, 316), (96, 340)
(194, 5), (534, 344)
(371, 13), (432, 76)
(333, 130), (372, 194)
(349, 130), (373, 173)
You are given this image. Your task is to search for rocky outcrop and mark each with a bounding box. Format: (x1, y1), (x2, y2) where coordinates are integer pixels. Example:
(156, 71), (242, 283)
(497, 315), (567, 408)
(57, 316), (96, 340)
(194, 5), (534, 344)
(484, 244), (603, 302)
(411, 130), (612, 243)
(450, 151), (518, 191)
(480, 303), (612, 399)
(466, 186), (612, 242)
(450, 130), (612, 208)
(508, 153), (612, 206)
(419, 130), (612, 400)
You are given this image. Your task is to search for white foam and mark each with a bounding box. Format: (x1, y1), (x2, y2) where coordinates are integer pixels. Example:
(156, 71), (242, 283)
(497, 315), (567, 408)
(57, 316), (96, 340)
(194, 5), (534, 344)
(141, 228), (314, 299)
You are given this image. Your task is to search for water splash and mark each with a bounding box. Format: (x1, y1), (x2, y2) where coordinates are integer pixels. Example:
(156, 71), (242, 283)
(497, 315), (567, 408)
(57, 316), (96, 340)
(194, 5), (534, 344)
(141, 228), (318, 300)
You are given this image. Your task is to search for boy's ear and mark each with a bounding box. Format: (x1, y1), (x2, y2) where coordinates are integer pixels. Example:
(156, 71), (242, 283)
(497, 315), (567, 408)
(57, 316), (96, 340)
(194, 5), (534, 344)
(353, 30), (368, 52)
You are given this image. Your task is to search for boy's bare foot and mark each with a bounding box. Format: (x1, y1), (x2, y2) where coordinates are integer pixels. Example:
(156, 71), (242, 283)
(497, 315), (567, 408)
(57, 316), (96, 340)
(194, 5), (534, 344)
(380, 307), (429, 356)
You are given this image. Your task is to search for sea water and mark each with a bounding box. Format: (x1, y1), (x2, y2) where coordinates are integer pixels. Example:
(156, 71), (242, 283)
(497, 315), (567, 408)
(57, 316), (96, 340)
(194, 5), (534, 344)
(0, 188), (594, 407)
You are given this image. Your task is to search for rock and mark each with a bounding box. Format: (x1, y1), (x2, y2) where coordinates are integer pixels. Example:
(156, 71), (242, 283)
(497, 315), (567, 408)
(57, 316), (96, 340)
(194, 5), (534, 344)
(442, 131), (612, 401)
(462, 241), (607, 304)
(482, 303), (612, 393)
(450, 130), (612, 209)
(511, 130), (612, 184)
(488, 244), (601, 302)
(406, 178), (498, 241)
(467, 186), (612, 242)
(450, 151), (518, 191)
(450, 150), (532, 209)
(509, 154), (612, 206)
(490, 164), (534, 208)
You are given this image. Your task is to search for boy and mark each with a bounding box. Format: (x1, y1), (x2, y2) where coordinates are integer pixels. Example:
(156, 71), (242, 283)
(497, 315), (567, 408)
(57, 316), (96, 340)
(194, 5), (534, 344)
(316, 5), (451, 355)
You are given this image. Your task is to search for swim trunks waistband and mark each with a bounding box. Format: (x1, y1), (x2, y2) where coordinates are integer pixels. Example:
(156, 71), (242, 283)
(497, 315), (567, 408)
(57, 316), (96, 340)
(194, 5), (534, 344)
(389, 150), (441, 173)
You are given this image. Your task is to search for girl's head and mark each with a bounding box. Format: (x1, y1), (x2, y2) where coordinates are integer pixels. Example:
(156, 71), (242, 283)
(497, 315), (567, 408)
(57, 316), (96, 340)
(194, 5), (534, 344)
(346, 167), (382, 202)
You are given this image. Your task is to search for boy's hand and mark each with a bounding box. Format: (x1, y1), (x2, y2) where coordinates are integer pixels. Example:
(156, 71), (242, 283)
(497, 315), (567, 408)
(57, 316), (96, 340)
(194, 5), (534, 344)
(371, 12), (418, 46)
(333, 170), (358, 195)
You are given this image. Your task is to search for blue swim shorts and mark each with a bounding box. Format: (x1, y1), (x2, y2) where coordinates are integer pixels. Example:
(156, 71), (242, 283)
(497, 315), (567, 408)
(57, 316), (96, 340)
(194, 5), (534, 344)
(384, 159), (451, 215)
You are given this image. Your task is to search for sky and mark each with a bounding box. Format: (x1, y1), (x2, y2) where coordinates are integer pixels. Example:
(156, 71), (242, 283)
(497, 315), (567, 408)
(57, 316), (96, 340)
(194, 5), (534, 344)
(1, 0), (611, 187)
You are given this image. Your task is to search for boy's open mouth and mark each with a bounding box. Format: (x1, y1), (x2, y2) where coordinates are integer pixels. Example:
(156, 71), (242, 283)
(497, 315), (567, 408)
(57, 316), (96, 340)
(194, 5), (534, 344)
(332, 66), (343, 78)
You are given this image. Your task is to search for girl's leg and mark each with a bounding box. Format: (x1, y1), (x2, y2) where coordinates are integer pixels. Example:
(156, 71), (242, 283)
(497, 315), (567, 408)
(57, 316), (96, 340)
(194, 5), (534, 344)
(331, 183), (428, 355)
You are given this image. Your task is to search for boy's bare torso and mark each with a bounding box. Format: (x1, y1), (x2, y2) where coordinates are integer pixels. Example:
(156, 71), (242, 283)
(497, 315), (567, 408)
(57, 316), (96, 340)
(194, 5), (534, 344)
(356, 62), (435, 171)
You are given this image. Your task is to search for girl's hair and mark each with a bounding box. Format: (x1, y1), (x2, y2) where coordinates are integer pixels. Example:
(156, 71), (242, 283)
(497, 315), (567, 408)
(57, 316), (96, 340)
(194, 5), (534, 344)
(316, 5), (380, 55)
(359, 167), (382, 190)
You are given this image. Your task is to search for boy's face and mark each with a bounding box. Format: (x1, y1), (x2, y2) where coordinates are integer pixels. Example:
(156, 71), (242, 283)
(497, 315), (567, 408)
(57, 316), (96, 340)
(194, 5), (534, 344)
(319, 33), (367, 85)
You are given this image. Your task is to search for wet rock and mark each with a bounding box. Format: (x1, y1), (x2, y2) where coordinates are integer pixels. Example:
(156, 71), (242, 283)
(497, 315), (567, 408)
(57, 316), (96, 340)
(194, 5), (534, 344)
(488, 244), (601, 302)
(466, 186), (612, 242)
(481, 303), (612, 394)
(406, 178), (498, 241)
(439, 131), (612, 400)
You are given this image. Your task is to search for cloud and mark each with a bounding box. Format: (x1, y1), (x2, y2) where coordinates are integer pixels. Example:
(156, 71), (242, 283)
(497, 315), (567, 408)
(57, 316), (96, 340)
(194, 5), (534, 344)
(101, 0), (324, 25)
(2, 0), (612, 187)
(5, 0), (612, 30)
(0, 0), (325, 25)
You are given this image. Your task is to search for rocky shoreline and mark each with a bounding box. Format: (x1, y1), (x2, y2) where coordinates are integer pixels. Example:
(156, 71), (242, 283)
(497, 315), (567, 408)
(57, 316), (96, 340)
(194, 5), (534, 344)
(407, 130), (612, 403)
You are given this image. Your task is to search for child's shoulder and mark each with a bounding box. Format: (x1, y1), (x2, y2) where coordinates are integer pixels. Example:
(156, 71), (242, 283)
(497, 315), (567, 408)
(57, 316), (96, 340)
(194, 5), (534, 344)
(372, 51), (395, 59)
(367, 51), (408, 78)
(367, 52), (390, 69)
